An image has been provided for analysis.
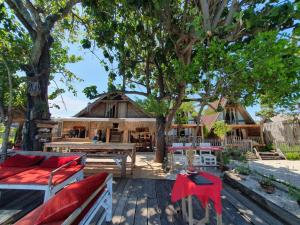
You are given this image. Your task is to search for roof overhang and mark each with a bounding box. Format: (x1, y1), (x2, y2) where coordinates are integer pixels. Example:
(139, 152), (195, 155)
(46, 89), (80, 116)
(52, 117), (156, 122)
(228, 124), (260, 128)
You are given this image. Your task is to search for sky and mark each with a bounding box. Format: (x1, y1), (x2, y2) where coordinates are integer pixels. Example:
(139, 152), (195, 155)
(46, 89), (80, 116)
(49, 42), (261, 121)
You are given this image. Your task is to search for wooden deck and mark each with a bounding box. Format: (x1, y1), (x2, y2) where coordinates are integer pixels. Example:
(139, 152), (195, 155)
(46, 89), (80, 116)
(0, 178), (284, 225)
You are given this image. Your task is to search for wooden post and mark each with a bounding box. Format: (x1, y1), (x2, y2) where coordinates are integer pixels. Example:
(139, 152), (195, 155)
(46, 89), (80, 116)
(121, 154), (127, 177)
(260, 123), (264, 144)
(106, 128), (110, 143)
(123, 129), (128, 143)
(201, 125), (204, 142)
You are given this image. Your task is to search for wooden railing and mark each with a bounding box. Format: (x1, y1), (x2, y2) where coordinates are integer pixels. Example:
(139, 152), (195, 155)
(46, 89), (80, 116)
(166, 135), (255, 152)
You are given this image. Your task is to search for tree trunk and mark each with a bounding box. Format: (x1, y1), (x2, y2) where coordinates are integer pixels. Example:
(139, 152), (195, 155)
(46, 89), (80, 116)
(23, 36), (53, 151)
(14, 122), (24, 146)
(155, 115), (166, 163)
(1, 116), (12, 157)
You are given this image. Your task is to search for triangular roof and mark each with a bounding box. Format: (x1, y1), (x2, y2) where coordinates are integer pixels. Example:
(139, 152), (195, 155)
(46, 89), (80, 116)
(201, 98), (255, 130)
(74, 92), (153, 118)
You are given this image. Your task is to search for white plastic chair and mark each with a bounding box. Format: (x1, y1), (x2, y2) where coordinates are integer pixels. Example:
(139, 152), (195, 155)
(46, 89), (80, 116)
(172, 143), (187, 166)
(199, 143), (217, 166)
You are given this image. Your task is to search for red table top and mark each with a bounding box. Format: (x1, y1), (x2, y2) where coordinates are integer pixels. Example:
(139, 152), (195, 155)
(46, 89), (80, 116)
(168, 146), (223, 153)
(171, 171), (222, 215)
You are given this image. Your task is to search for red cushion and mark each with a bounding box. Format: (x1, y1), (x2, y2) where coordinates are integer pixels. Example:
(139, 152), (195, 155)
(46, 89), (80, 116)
(0, 165), (83, 185)
(1, 154), (44, 168)
(16, 172), (109, 225)
(14, 172), (109, 225)
(0, 166), (32, 180)
(40, 156), (79, 168)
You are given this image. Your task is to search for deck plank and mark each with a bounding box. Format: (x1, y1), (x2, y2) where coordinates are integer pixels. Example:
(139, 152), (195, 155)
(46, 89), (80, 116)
(0, 178), (285, 225)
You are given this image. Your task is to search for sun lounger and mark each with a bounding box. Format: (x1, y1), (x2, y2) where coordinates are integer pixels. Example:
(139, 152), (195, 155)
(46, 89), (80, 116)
(14, 172), (113, 225)
(0, 151), (86, 202)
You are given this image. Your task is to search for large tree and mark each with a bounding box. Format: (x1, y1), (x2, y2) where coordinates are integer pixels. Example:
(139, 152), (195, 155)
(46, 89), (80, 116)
(4, 0), (81, 151)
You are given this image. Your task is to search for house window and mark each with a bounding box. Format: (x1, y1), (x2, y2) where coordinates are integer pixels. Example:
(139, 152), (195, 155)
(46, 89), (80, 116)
(105, 103), (117, 118)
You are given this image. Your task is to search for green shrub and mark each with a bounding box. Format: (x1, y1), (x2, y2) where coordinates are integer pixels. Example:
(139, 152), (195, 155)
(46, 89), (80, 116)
(259, 175), (274, 186)
(288, 187), (300, 201)
(285, 152), (300, 160)
(260, 143), (274, 152)
(236, 165), (251, 175)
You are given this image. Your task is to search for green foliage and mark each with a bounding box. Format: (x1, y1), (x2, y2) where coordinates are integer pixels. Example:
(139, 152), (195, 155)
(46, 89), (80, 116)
(259, 175), (275, 187)
(256, 104), (278, 121)
(289, 187), (300, 201)
(235, 165), (251, 176)
(285, 152), (300, 160)
(212, 121), (231, 139)
(259, 143), (274, 152)
(83, 85), (99, 100)
(278, 143), (300, 156)
(135, 97), (169, 117)
(175, 102), (196, 124)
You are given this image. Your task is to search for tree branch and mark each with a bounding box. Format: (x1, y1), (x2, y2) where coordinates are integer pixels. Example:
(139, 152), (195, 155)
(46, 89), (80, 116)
(212, 0), (228, 29)
(92, 90), (149, 99)
(46, 0), (81, 30)
(225, 0), (238, 26)
(25, 0), (42, 28)
(5, 0), (36, 37)
(200, 0), (212, 31)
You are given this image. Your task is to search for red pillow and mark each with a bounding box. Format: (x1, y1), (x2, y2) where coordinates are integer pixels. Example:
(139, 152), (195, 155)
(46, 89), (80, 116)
(36, 172), (109, 225)
(1, 154), (45, 168)
(39, 156), (79, 168)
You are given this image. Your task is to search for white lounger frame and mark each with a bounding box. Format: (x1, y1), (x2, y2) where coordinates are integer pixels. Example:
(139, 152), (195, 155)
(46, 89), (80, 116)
(0, 150), (86, 202)
(62, 174), (113, 225)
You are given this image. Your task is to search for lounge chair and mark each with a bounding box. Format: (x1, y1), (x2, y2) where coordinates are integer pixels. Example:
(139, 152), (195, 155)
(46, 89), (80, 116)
(14, 172), (113, 225)
(0, 151), (86, 202)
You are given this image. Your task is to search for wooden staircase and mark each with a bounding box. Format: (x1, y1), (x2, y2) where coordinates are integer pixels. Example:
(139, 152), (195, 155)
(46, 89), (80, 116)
(258, 151), (284, 160)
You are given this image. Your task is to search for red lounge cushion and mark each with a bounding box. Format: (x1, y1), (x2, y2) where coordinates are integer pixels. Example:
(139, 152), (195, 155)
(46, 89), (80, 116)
(40, 156), (79, 168)
(1, 154), (44, 168)
(14, 172), (109, 225)
(0, 165), (83, 185)
(0, 166), (32, 180)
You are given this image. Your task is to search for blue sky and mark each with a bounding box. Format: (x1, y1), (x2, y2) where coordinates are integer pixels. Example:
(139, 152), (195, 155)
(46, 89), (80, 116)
(49, 42), (261, 121)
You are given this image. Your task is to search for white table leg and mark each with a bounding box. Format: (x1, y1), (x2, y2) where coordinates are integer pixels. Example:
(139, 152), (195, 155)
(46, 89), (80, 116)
(195, 203), (209, 225)
(182, 198), (188, 222)
(217, 214), (222, 225)
(188, 195), (193, 225)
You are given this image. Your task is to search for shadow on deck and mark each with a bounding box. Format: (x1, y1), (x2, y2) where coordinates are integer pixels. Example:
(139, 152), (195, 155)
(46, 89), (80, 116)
(0, 178), (284, 225)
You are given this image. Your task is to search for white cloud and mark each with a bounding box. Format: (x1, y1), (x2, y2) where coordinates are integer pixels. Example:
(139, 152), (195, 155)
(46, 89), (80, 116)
(49, 94), (89, 118)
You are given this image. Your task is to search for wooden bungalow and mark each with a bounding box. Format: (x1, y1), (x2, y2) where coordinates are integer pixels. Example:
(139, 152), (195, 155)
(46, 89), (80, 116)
(52, 93), (156, 151)
(201, 98), (264, 146)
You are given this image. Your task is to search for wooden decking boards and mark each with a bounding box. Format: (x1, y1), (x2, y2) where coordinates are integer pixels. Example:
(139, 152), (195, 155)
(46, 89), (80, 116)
(0, 178), (284, 225)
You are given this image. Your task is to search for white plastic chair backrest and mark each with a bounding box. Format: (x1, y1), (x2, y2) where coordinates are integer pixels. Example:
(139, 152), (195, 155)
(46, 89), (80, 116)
(199, 142), (211, 147)
(199, 142), (211, 154)
(172, 143), (183, 147)
(184, 143), (192, 147)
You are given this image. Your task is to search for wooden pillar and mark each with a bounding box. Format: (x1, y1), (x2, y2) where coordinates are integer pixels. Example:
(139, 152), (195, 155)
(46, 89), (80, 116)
(260, 123), (264, 144)
(201, 125), (204, 142)
(87, 121), (91, 139)
(123, 129), (129, 143)
(106, 128), (110, 143)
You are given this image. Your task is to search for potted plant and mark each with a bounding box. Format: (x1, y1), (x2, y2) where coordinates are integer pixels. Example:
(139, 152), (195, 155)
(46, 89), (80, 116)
(288, 187), (300, 206)
(259, 175), (275, 194)
(235, 165), (251, 180)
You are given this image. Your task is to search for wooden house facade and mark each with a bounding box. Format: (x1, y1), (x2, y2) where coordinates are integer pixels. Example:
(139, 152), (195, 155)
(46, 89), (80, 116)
(201, 98), (264, 146)
(53, 93), (156, 151)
